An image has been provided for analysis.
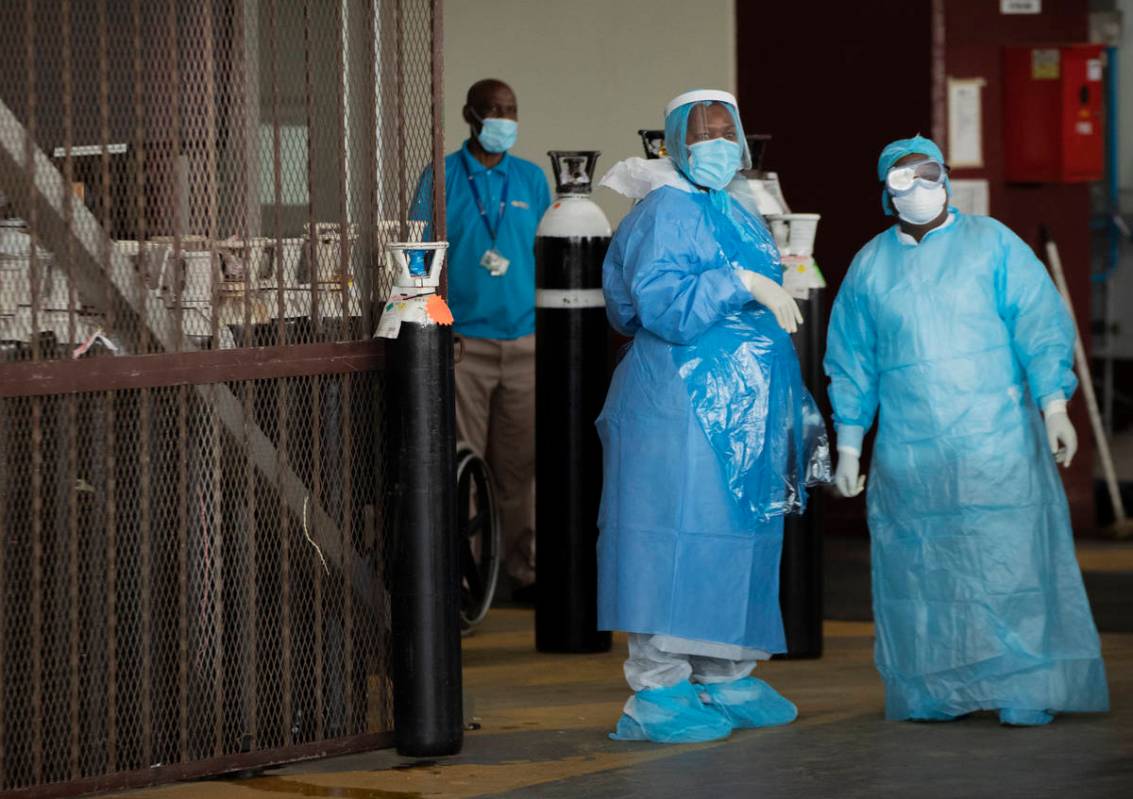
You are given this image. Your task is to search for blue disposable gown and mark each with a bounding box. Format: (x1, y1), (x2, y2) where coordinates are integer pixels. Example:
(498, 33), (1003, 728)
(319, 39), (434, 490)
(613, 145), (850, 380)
(824, 212), (1109, 719)
(596, 185), (829, 652)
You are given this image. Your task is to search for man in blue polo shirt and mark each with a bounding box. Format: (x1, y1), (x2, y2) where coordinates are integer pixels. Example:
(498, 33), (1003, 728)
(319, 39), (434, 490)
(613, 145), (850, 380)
(412, 78), (550, 602)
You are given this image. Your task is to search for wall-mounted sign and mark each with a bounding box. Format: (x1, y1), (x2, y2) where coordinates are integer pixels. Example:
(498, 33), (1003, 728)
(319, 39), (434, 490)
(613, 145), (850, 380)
(949, 179), (990, 216)
(1001, 0), (1041, 13)
(1032, 49), (1060, 80)
(948, 78), (986, 169)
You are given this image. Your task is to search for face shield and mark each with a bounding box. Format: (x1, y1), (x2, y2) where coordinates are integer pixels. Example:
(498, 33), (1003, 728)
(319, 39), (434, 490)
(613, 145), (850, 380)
(663, 90), (752, 189)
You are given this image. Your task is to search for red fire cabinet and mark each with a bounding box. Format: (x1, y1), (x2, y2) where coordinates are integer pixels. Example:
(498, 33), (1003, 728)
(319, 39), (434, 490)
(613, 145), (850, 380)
(1003, 44), (1105, 183)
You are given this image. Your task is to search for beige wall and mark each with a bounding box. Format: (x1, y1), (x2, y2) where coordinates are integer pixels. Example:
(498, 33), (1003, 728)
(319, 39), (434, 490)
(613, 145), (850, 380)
(442, 0), (736, 225)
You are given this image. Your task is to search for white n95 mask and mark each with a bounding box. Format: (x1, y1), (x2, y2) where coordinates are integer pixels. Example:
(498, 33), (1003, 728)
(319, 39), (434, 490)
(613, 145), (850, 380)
(891, 184), (946, 225)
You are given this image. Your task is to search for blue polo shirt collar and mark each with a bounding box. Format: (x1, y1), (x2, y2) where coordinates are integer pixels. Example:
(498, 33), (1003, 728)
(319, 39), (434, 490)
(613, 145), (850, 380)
(461, 140), (511, 176)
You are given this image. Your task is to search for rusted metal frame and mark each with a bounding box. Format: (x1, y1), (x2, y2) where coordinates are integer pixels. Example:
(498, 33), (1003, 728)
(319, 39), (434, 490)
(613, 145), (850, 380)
(48, 396), (71, 780)
(199, 3), (226, 758)
(166, 0), (185, 355)
(95, 0), (120, 771)
(336, 0), (355, 732)
(162, 0), (190, 763)
(131, 0), (149, 355)
(303, 0), (320, 336)
(65, 393), (79, 779)
(432, 0), (446, 267)
(0, 731), (395, 799)
(395, 0), (406, 241)
(58, 2), (81, 778)
(103, 391), (120, 771)
(199, 2), (228, 755)
(337, 0), (351, 330)
(313, 375), (326, 743)
(210, 382), (226, 760)
(97, 0), (114, 342)
(364, 0), (380, 336)
(59, 2), (76, 352)
(241, 381), (259, 750)
(177, 382), (189, 765)
(229, 1), (254, 352)
(138, 380), (153, 767)
(202, 0), (221, 352)
(0, 106), (380, 614)
(302, 0), (326, 742)
(61, 7), (79, 770)
(267, 0), (294, 747)
(237, 0), (259, 738)
(23, 0), (47, 783)
(25, 0), (41, 364)
(0, 408), (6, 789)
(128, 0), (154, 766)
(235, 0), (259, 731)
(31, 398), (46, 784)
(340, 372), (355, 732)
(0, 340), (385, 398)
(269, 0), (284, 349)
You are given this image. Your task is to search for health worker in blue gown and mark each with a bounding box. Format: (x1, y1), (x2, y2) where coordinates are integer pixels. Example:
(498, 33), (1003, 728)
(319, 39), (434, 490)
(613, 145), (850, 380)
(595, 89), (830, 744)
(824, 135), (1109, 727)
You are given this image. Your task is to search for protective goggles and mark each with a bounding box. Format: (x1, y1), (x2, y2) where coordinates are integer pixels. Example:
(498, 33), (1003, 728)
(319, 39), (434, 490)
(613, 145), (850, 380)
(885, 159), (948, 194)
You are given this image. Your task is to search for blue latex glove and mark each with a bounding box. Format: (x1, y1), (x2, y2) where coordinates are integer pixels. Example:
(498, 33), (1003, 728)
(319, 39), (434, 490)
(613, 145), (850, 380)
(610, 681), (733, 744)
(698, 677), (798, 729)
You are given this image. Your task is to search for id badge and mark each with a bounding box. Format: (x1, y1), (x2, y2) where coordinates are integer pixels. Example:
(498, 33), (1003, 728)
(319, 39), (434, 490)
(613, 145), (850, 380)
(480, 248), (510, 277)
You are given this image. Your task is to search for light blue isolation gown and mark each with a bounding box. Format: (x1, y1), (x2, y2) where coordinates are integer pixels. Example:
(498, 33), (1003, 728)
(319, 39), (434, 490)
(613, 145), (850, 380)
(824, 211), (1109, 719)
(596, 183), (828, 653)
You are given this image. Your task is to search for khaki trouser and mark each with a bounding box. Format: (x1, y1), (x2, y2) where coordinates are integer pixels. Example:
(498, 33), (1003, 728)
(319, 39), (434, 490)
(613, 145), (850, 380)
(454, 333), (535, 586)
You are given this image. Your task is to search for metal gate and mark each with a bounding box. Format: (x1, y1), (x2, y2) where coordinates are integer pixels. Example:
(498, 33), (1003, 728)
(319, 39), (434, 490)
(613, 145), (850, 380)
(0, 0), (443, 794)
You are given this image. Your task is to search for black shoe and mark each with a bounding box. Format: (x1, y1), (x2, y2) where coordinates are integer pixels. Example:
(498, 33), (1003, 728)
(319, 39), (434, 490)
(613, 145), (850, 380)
(510, 582), (536, 606)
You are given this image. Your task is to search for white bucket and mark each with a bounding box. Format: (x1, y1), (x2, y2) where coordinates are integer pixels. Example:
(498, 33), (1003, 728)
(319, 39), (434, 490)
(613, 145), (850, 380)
(783, 213), (820, 257)
(180, 251), (215, 305)
(767, 218), (789, 251)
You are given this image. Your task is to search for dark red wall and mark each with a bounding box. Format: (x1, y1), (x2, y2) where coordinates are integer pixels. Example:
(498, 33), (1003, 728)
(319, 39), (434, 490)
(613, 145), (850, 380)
(738, 0), (1097, 534)
(737, 1), (934, 294)
(941, 0), (1095, 532)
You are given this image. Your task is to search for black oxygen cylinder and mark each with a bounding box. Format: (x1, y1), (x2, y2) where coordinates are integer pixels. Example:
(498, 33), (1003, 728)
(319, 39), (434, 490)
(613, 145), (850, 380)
(534, 151), (613, 654)
(779, 288), (825, 659)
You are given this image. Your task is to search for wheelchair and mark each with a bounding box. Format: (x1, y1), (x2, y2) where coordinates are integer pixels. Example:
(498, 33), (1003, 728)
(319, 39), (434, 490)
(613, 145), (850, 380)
(455, 444), (501, 631)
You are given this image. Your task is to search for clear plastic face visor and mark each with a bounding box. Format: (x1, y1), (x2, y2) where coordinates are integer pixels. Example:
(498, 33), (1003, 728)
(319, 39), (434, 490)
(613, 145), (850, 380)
(684, 102), (741, 147)
(885, 158), (948, 195)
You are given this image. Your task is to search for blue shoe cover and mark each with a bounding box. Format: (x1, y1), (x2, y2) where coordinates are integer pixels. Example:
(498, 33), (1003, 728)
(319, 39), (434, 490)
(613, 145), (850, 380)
(909, 709), (960, 722)
(609, 681), (732, 744)
(999, 709), (1054, 727)
(699, 677), (798, 729)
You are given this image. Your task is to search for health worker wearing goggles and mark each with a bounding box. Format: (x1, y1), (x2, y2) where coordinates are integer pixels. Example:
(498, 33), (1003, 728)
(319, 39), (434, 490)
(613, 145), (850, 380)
(823, 134), (1109, 726)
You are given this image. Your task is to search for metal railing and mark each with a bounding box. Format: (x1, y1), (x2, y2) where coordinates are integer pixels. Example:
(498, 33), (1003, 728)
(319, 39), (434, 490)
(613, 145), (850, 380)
(0, 1), (443, 795)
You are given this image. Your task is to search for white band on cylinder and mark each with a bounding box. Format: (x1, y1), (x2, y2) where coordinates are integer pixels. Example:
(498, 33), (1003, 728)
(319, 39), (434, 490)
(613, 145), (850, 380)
(535, 288), (606, 309)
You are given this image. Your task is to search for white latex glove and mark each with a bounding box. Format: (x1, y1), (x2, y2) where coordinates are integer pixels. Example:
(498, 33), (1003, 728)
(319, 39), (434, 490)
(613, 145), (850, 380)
(1044, 407), (1077, 469)
(833, 451), (866, 498)
(737, 269), (803, 334)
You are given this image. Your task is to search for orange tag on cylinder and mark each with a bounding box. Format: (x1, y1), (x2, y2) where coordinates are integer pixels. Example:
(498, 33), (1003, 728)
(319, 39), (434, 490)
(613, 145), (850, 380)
(426, 294), (454, 325)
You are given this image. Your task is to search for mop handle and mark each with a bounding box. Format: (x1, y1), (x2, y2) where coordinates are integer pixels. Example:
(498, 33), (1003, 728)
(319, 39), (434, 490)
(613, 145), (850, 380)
(1042, 234), (1128, 525)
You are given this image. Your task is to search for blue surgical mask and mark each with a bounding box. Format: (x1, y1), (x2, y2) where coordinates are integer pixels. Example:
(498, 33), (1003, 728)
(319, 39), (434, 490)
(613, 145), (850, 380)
(687, 138), (742, 190)
(476, 118), (518, 153)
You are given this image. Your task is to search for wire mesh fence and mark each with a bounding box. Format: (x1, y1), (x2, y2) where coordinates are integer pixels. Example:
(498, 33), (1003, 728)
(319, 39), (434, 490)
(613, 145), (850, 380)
(0, 0), (442, 794)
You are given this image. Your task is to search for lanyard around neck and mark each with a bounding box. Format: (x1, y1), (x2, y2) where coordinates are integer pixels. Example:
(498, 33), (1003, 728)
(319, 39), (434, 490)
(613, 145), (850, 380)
(461, 148), (509, 244)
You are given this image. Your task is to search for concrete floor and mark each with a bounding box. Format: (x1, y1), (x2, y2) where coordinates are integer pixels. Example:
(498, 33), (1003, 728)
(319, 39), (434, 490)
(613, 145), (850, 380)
(109, 602), (1133, 799)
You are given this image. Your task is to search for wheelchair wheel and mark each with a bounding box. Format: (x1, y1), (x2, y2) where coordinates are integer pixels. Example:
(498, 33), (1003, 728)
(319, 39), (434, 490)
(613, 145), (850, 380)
(455, 445), (501, 628)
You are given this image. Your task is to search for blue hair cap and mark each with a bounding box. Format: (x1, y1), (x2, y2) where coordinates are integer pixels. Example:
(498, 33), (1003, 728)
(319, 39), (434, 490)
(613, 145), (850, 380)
(877, 134), (948, 216)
